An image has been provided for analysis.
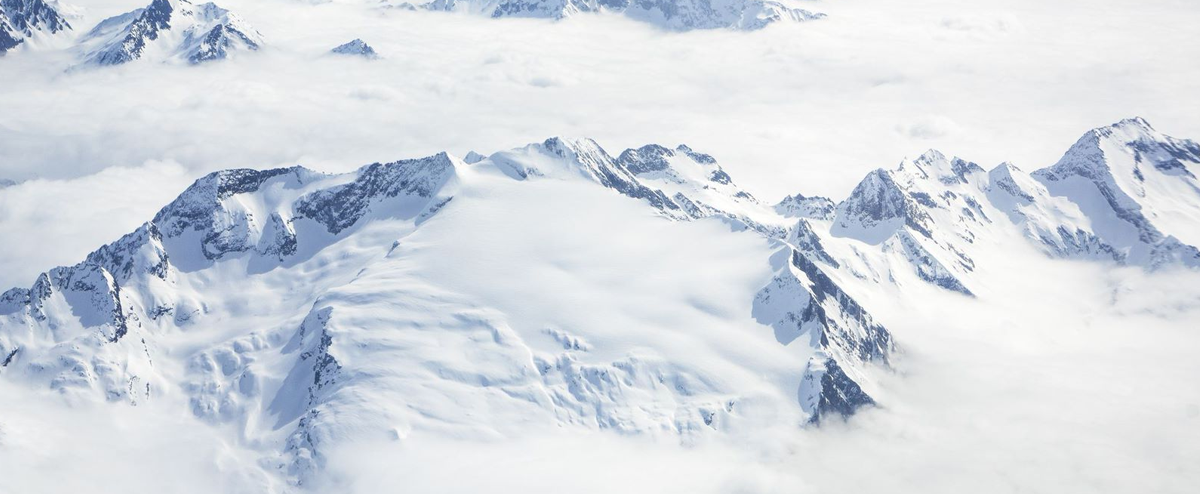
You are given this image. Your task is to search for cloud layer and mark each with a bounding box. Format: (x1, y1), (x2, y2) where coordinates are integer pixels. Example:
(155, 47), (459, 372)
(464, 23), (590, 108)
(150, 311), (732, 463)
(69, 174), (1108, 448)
(1, 0), (1198, 202)
(1, 1), (1199, 493)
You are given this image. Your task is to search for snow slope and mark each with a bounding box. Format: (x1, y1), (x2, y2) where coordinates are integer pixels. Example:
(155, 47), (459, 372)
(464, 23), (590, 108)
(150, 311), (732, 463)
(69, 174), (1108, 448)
(78, 0), (262, 65)
(0, 0), (72, 53)
(0, 137), (894, 488)
(790, 118), (1200, 299)
(0, 118), (1197, 491)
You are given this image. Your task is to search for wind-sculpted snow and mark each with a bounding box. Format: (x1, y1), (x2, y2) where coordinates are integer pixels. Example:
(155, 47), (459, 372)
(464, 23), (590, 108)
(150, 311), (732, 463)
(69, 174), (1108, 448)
(3, 120), (1199, 489)
(0, 135), (900, 488)
(0, 0), (71, 53)
(79, 0), (262, 66)
(0, 157), (458, 408)
(411, 0), (824, 31)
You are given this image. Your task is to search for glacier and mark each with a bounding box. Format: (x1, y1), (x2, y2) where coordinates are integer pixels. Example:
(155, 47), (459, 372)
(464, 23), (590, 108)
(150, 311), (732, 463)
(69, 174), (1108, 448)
(1, 117), (1198, 490)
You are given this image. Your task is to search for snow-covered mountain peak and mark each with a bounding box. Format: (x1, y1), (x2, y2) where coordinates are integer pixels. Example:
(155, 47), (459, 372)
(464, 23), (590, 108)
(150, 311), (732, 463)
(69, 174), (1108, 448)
(540, 135), (608, 165)
(1038, 117), (1200, 184)
(775, 192), (836, 220)
(986, 162), (1037, 204)
(486, 136), (780, 233)
(0, 0), (72, 53)
(1031, 118), (1200, 261)
(80, 0), (262, 66)
(331, 38), (378, 58)
(1, 140), (902, 485)
(817, 119), (1200, 300)
(896, 149), (986, 186)
(6, 124), (1197, 486)
(833, 168), (935, 243)
(617, 143), (738, 189)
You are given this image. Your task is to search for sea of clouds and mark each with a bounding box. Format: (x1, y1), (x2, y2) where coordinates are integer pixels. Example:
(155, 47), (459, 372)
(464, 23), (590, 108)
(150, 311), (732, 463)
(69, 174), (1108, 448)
(1, 0), (1199, 492)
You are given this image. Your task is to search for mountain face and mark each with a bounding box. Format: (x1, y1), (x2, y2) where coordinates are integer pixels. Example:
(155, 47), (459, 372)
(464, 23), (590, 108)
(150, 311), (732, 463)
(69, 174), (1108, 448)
(0, 0), (71, 53)
(775, 192), (835, 220)
(792, 118), (1200, 299)
(1032, 117), (1200, 267)
(79, 0), (262, 66)
(412, 0), (824, 31)
(491, 138), (790, 236)
(330, 38), (378, 59)
(2, 118), (1197, 488)
(0, 137), (891, 486)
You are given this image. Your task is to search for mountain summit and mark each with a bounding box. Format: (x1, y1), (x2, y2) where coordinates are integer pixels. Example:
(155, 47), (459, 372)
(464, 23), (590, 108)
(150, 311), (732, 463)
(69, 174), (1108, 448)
(0, 0), (72, 53)
(2, 119), (1198, 488)
(79, 0), (262, 65)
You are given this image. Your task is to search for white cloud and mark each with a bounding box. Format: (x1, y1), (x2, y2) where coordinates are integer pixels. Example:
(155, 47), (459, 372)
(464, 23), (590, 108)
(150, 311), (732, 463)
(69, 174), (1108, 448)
(1, 0), (1197, 202)
(939, 13), (1025, 38)
(0, 161), (193, 289)
(1, 1), (1199, 492)
(896, 114), (961, 139)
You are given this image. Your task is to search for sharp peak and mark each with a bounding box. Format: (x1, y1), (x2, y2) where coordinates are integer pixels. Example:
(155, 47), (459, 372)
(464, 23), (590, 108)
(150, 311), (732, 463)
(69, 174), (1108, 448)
(857, 167), (902, 187)
(989, 161), (1023, 174)
(895, 149), (985, 182)
(903, 148), (968, 168)
(377, 150), (456, 165)
(1049, 116), (1200, 182)
(618, 142), (716, 160)
(542, 136), (603, 149)
(780, 191), (831, 201)
(462, 150), (486, 164)
(539, 136), (611, 159)
(1079, 116), (1164, 144)
(538, 138), (718, 164)
(147, 0), (186, 10)
(1109, 116), (1154, 131)
(915, 148), (949, 162)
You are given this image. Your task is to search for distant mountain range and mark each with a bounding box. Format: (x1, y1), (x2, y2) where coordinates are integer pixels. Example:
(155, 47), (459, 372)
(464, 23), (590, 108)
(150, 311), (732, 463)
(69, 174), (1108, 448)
(405, 0), (825, 31)
(1, 0), (825, 63)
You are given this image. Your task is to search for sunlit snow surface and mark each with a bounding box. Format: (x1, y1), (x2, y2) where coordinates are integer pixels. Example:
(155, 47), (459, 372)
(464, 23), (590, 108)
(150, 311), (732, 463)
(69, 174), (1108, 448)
(2, 0), (1200, 493)
(2, 122), (1199, 493)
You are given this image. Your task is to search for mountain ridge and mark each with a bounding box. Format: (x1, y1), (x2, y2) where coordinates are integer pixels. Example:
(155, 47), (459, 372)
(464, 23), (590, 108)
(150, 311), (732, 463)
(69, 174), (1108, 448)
(2, 118), (1198, 487)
